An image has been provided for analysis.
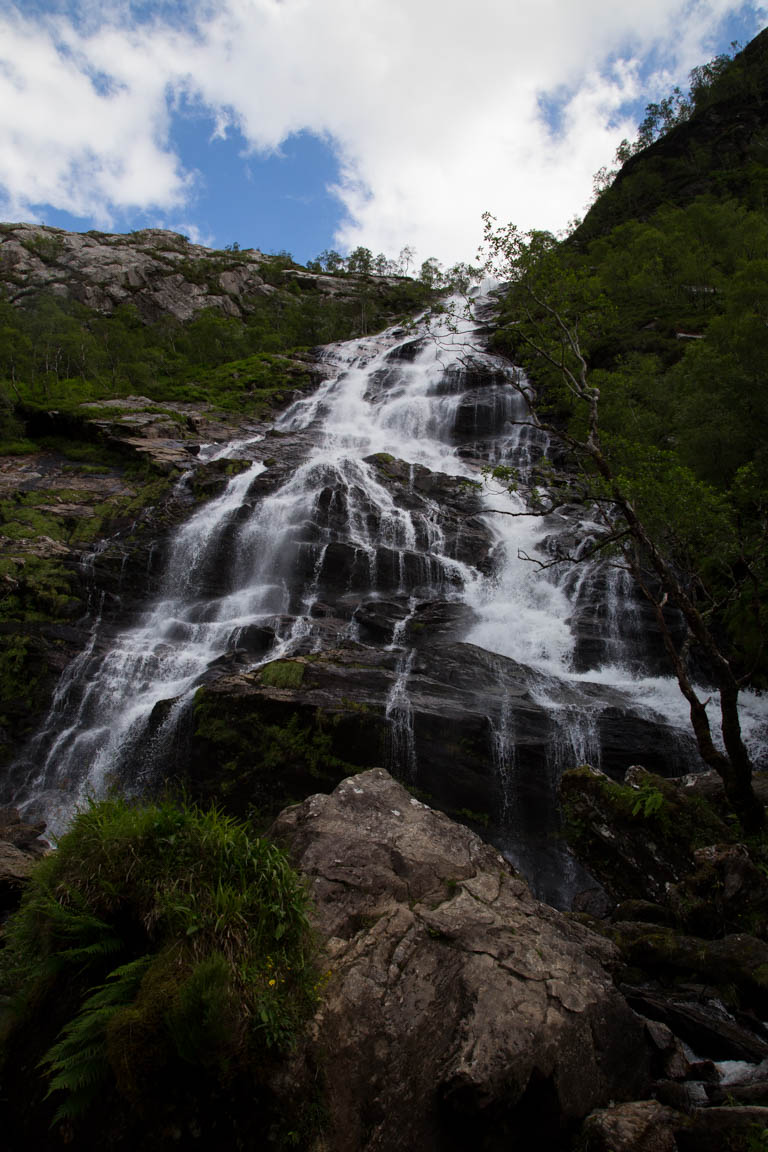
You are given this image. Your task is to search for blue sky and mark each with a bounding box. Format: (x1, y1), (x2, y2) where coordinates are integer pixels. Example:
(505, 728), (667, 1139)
(1, 1), (766, 265)
(39, 120), (344, 262)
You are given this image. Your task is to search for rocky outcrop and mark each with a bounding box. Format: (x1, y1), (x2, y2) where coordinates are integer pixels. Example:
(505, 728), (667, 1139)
(271, 769), (649, 1152)
(0, 224), (270, 321)
(583, 1099), (768, 1152)
(0, 223), (401, 322)
(582, 1100), (681, 1152)
(560, 764), (768, 932)
(0, 806), (47, 915)
(559, 762), (768, 1147)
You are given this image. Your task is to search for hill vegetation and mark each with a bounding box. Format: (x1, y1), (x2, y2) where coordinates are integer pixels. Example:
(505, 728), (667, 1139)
(483, 31), (768, 827)
(0, 235), (440, 442)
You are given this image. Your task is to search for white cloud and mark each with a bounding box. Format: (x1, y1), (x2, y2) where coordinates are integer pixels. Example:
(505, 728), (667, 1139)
(0, 0), (765, 261)
(0, 9), (191, 225)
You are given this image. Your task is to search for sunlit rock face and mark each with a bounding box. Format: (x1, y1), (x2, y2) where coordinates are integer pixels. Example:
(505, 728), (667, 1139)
(0, 223), (396, 321)
(270, 769), (649, 1152)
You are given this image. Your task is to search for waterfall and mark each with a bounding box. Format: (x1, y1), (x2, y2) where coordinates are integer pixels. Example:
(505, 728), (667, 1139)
(8, 288), (768, 905)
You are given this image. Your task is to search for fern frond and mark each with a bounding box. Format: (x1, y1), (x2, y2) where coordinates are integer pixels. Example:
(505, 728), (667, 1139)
(40, 954), (153, 1123)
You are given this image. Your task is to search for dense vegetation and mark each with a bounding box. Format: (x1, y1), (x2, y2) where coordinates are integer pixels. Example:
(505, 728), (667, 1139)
(0, 794), (320, 1149)
(483, 33), (768, 828)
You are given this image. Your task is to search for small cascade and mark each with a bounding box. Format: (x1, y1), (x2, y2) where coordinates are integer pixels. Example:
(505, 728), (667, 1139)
(16, 591), (106, 813)
(385, 600), (419, 781)
(11, 455), (268, 832)
(490, 691), (516, 817)
(386, 649), (418, 781)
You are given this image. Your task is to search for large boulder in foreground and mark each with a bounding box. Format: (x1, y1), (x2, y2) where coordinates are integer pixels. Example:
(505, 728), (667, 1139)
(271, 769), (649, 1152)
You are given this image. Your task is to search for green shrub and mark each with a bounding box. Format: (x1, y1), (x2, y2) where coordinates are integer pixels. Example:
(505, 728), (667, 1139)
(0, 795), (319, 1128)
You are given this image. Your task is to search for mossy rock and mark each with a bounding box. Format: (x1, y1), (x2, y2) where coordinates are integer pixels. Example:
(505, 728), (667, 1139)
(260, 660), (305, 690)
(610, 920), (768, 1015)
(560, 765), (731, 906)
(187, 684), (377, 820)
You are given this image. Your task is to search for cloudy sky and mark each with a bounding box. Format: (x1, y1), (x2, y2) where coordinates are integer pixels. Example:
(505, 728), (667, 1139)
(0, 1), (765, 265)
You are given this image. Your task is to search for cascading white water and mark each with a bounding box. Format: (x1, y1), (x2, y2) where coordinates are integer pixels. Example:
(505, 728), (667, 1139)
(13, 442), (268, 830)
(10, 288), (768, 887)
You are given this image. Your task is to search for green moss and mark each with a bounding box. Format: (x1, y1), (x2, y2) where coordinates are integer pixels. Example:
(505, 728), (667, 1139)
(36, 437), (122, 468)
(340, 696), (370, 713)
(754, 962), (768, 988)
(0, 556), (78, 623)
(0, 438), (38, 455)
(158, 352), (312, 416)
(0, 634), (48, 724)
(260, 660), (306, 690)
(451, 806), (490, 828)
(563, 768), (727, 849)
(0, 496), (68, 542)
(190, 689), (366, 819)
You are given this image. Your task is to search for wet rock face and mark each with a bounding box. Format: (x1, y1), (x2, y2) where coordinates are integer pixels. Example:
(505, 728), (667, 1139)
(0, 806), (48, 916)
(271, 770), (649, 1152)
(184, 641), (543, 824)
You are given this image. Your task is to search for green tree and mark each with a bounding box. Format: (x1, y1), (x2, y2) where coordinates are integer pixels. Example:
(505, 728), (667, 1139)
(482, 214), (765, 831)
(419, 258), (444, 288)
(373, 252), (395, 276)
(397, 245), (416, 275)
(346, 246), (374, 275)
(316, 248), (345, 273)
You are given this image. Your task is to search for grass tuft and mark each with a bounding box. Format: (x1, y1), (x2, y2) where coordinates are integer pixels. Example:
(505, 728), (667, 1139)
(1, 794), (320, 1126)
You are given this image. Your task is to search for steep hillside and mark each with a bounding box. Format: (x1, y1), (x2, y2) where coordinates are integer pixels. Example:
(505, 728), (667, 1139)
(574, 27), (768, 241)
(488, 29), (768, 705)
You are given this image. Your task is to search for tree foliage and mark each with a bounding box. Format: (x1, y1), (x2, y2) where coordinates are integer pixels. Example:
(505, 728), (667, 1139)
(482, 202), (766, 831)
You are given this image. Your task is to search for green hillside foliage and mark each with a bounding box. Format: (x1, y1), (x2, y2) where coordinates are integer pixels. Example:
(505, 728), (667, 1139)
(488, 36), (768, 691)
(0, 795), (321, 1147)
(0, 262), (435, 444)
(576, 30), (768, 241)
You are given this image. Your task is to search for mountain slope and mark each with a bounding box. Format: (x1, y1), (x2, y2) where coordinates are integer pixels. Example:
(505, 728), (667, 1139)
(574, 26), (768, 242)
